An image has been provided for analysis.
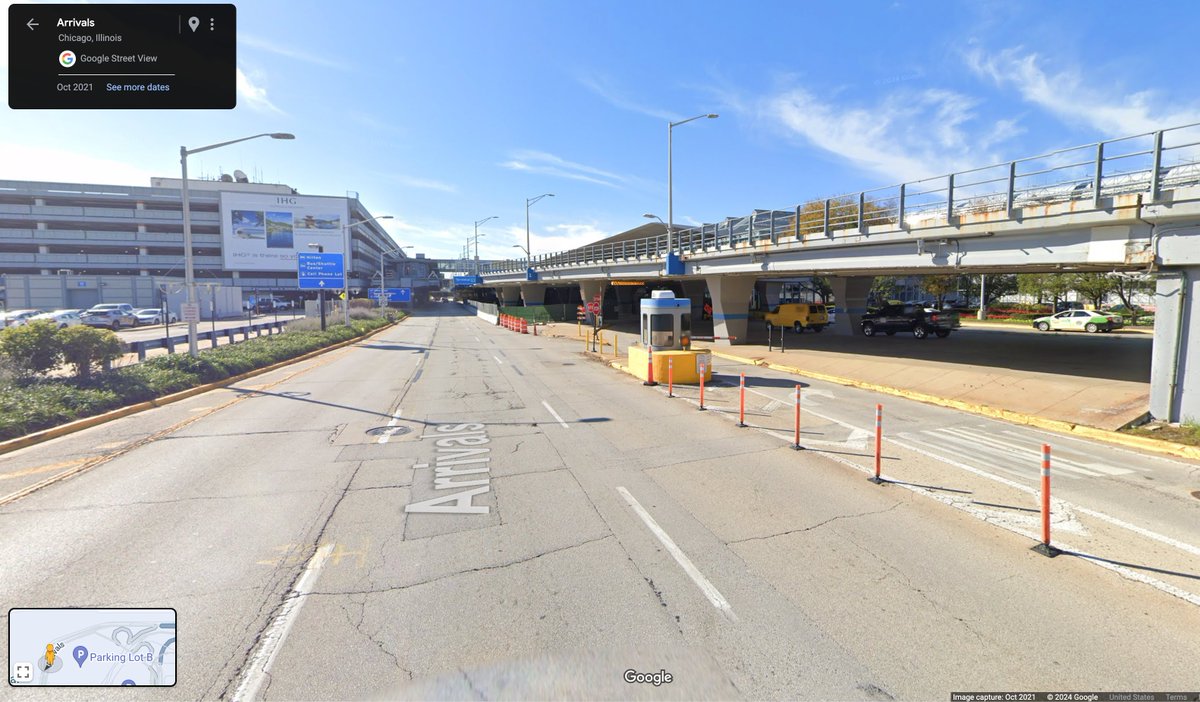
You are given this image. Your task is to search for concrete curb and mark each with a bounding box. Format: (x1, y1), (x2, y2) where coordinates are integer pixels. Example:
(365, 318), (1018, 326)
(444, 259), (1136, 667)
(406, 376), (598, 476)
(705, 349), (1200, 462)
(0, 318), (404, 457)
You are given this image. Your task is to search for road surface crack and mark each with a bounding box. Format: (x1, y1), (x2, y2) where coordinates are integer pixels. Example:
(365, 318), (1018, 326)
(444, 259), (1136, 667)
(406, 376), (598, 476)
(310, 534), (613, 597)
(727, 503), (902, 545)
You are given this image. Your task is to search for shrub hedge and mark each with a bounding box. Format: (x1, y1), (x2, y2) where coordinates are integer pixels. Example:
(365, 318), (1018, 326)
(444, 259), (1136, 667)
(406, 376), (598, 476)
(0, 314), (398, 441)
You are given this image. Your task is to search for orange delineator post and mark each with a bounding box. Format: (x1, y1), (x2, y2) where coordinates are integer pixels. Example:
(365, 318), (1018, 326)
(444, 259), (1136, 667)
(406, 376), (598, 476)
(792, 384), (802, 450)
(643, 345), (657, 386)
(737, 373), (746, 427)
(698, 364), (706, 410)
(667, 358), (674, 397)
(1033, 443), (1060, 557)
(869, 404), (884, 483)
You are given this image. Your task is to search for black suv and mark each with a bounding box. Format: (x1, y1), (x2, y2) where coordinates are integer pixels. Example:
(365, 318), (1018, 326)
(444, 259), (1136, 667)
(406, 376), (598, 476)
(861, 304), (960, 339)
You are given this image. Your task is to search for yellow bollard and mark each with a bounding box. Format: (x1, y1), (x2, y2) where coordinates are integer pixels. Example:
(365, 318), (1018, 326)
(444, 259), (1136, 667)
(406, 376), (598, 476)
(613, 335), (619, 358)
(577, 321), (582, 338)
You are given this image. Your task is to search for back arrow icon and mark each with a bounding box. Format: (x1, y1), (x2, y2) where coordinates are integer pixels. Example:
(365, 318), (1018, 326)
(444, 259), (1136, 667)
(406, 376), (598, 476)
(27, 18), (39, 30)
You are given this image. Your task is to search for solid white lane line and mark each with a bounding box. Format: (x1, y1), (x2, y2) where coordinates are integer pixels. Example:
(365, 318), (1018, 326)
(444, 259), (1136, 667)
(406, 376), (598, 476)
(232, 543), (335, 702)
(617, 486), (737, 621)
(493, 355), (504, 365)
(541, 400), (569, 429)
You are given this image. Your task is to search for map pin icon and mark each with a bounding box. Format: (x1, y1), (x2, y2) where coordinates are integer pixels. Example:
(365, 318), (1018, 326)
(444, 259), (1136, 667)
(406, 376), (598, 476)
(73, 645), (88, 668)
(188, 16), (200, 32)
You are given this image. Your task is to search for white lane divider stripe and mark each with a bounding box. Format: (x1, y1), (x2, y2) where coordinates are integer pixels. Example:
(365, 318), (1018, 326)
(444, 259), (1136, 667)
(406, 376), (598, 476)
(541, 400), (569, 429)
(232, 543), (335, 702)
(377, 408), (403, 445)
(617, 486), (737, 622)
(493, 355), (504, 365)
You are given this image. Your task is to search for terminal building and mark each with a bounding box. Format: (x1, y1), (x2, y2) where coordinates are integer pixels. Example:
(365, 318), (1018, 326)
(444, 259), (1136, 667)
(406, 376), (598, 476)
(0, 175), (439, 313)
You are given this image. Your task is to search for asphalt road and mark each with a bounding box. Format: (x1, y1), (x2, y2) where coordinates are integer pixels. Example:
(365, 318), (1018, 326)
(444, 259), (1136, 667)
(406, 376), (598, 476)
(1, 305), (1197, 700)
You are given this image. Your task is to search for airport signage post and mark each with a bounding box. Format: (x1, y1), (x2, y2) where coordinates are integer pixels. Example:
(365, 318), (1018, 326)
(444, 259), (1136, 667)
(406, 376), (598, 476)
(367, 287), (412, 303)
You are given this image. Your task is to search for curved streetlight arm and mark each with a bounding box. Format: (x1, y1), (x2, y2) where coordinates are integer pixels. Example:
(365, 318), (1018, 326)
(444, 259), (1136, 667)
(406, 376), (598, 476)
(183, 132), (294, 157)
(669, 113), (718, 128)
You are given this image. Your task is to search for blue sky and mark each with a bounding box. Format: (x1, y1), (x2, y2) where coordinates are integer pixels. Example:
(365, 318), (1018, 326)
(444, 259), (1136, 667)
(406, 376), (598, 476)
(3, 0), (1200, 261)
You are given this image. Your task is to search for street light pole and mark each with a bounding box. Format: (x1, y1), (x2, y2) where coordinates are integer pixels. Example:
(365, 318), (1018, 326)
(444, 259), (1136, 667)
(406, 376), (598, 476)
(666, 113), (718, 259)
(525, 193), (553, 270)
(180, 132), (294, 357)
(473, 216), (497, 276)
(341, 215), (393, 324)
(378, 244), (413, 307)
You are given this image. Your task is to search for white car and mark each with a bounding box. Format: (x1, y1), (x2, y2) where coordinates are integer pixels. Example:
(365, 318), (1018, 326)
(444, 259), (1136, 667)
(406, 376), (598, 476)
(29, 309), (82, 328)
(1032, 309), (1125, 333)
(0, 309), (45, 328)
(133, 308), (178, 325)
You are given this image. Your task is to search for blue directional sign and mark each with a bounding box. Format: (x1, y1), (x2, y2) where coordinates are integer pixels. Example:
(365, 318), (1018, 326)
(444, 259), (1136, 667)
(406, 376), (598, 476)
(297, 252), (344, 290)
(368, 287), (412, 302)
(453, 275), (483, 287)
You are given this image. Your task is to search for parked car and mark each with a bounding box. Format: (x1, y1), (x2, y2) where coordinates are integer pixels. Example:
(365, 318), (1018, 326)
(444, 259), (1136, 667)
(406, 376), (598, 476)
(1032, 309), (1125, 333)
(861, 304), (961, 339)
(29, 309), (82, 328)
(0, 309), (45, 328)
(81, 303), (138, 330)
(764, 303), (830, 333)
(133, 308), (178, 325)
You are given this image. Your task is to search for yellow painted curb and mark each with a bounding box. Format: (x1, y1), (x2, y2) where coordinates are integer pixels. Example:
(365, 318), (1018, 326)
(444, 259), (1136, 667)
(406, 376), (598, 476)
(706, 349), (1200, 462)
(0, 318), (405, 457)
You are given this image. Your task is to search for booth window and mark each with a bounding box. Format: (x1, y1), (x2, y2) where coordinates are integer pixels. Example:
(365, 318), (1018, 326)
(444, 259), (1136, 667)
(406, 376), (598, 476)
(642, 314), (649, 345)
(650, 313), (674, 348)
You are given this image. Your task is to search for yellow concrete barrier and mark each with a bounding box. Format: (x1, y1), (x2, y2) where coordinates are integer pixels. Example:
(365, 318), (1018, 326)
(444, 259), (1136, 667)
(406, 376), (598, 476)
(627, 345), (712, 384)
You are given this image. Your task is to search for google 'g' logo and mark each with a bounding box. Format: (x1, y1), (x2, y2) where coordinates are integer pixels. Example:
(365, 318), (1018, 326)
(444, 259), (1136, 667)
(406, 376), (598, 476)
(59, 50), (76, 68)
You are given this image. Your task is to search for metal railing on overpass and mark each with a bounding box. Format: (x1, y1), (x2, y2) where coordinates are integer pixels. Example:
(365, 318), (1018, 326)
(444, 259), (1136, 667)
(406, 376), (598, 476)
(482, 123), (1200, 275)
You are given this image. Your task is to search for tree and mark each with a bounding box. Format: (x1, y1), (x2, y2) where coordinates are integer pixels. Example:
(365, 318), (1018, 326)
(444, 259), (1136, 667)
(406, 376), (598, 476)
(0, 321), (63, 376)
(59, 326), (123, 379)
(1069, 273), (1116, 309)
(1017, 273), (1074, 307)
(921, 275), (959, 307)
(971, 274), (1017, 307)
(870, 276), (900, 305)
(1112, 273), (1155, 324)
(794, 196), (895, 238)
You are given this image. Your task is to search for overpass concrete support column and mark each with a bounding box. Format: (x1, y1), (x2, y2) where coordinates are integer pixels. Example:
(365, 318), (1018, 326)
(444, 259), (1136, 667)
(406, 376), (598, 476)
(520, 283), (547, 306)
(763, 281), (784, 308)
(1150, 266), (1200, 422)
(705, 275), (754, 345)
(579, 280), (606, 324)
(680, 279), (707, 321)
(496, 285), (522, 307)
(827, 276), (873, 336)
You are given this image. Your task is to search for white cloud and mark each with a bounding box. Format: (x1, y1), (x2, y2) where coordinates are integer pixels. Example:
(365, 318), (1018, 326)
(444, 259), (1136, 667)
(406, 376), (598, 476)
(385, 173), (457, 193)
(965, 47), (1200, 136)
(239, 34), (351, 71)
(535, 223), (609, 252)
(500, 150), (635, 189)
(236, 67), (284, 115)
(0, 142), (155, 186)
(578, 72), (678, 121)
(763, 86), (1011, 182)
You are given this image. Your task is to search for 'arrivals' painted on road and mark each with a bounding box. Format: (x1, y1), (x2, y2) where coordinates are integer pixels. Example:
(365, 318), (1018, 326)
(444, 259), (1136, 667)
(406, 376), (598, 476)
(405, 423), (493, 514)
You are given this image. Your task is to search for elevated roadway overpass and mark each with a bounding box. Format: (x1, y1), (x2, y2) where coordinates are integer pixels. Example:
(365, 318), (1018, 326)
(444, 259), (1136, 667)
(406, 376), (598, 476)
(471, 124), (1200, 424)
